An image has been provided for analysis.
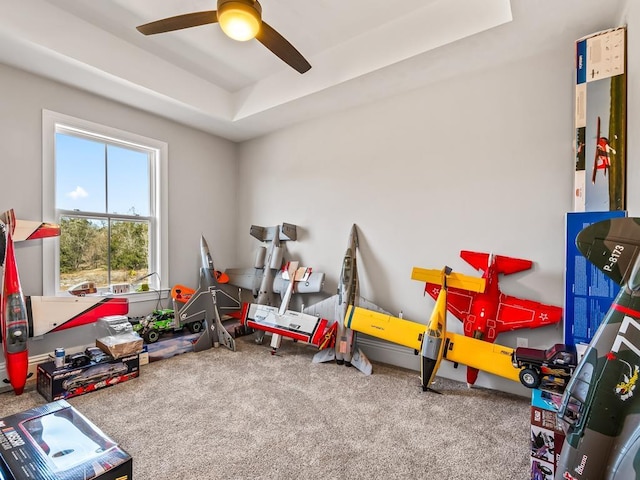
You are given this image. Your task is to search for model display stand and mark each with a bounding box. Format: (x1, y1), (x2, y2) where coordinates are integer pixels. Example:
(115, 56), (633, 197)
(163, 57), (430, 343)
(0, 400), (132, 480)
(530, 389), (565, 479)
(37, 353), (139, 402)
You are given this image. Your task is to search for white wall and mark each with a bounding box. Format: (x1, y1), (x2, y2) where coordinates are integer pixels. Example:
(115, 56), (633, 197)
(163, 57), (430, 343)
(235, 45), (599, 395)
(0, 63), (238, 360)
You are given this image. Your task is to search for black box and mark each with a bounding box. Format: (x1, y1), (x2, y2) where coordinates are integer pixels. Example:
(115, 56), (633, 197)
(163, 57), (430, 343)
(37, 354), (139, 402)
(0, 400), (132, 479)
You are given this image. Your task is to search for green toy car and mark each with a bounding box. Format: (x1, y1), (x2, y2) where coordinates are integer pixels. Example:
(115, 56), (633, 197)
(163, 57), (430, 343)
(130, 309), (204, 343)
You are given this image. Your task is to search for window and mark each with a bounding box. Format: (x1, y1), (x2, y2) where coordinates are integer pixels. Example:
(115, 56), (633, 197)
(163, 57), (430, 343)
(43, 111), (168, 298)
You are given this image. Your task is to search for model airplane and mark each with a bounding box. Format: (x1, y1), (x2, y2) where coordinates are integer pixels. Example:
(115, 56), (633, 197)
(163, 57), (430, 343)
(241, 261), (335, 354)
(555, 217), (640, 479)
(226, 224), (324, 344)
(173, 235), (242, 352)
(422, 250), (563, 386)
(591, 116), (616, 184)
(303, 224), (388, 375)
(1, 210), (61, 395)
(344, 267), (523, 392)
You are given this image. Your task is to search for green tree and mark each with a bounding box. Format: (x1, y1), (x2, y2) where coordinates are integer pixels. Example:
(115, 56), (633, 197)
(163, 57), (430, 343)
(60, 217), (104, 273)
(110, 221), (149, 271)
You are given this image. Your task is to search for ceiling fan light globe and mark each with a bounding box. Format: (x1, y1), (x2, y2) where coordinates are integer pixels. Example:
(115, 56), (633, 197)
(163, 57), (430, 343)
(218, 2), (261, 41)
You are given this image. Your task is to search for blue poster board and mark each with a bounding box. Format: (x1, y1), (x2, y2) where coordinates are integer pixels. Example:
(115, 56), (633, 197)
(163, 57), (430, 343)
(565, 211), (626, 346)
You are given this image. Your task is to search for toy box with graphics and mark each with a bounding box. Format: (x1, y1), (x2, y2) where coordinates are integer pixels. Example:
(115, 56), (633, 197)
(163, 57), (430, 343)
(530, 389), (566, 479)
(573, 27), (626, 212)
(37, 354), (139, 402)
(0, 400), (132, 480)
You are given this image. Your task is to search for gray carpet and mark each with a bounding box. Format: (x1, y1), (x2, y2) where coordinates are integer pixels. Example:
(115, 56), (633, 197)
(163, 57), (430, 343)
(0, 337), (531, 479)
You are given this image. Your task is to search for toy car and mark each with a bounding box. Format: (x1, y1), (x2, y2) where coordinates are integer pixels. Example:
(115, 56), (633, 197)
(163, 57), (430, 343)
(65, 352), (91, 368)
(85, 346), (112, 363)
(129, 309), (204, 344)
(512, 343), (577, 389)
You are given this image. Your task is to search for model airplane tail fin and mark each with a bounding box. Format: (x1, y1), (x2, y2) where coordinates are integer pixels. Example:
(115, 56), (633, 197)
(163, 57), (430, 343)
(576, 217), (640, 286)
(411, 267), (486, 293)
(1, 209), (60, 242)
(250, 223), (297, 242)
(460, 250), (532, 276)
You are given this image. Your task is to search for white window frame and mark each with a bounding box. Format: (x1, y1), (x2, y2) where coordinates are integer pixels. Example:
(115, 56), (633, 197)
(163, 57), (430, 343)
(42, 110), (169, 301)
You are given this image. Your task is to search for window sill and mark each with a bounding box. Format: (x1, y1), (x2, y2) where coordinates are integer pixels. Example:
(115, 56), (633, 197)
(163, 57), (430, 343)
(102, 289), (170, 304)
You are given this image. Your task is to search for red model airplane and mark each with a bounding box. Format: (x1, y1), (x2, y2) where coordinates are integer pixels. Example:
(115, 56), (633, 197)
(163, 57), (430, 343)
(591, 116), (616, 184)
(423, 251), (563, 386)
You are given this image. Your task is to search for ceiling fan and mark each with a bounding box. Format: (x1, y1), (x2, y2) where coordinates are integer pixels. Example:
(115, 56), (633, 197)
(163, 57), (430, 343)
(136, 0), (311, 74)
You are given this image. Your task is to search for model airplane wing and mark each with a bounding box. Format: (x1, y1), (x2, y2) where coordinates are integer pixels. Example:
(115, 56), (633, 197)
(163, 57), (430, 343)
(424, 286), (562, 342)
(442, 332), (520, 382)
(225, 267), (263, 293)
(243, 303), (335, 348)
(494, 294), (563, 333)
(460, 251), (532, 275)
(304, 294), (388, 321)
(27, 296), (128, 337)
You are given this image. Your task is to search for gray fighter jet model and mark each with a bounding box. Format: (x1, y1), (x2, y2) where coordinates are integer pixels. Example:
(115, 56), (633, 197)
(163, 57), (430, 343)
(304, 224), (389, 375)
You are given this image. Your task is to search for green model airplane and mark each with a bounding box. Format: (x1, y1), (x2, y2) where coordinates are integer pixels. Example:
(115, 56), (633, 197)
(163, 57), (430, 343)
(556, 217), (640, 479)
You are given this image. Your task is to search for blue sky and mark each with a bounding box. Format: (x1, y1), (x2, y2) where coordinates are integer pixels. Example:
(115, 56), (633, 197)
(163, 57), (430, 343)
(55, 133), (150, 216)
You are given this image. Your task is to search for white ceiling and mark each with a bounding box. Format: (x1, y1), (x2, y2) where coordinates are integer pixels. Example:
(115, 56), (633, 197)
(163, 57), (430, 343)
(0, 0), (625, 141)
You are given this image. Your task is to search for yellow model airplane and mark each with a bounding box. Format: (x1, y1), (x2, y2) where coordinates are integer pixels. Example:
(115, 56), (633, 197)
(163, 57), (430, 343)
(344, 266), (521, 392)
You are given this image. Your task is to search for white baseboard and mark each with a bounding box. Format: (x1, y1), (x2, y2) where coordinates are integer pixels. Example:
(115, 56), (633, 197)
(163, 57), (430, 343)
(356, 334), (420, 372)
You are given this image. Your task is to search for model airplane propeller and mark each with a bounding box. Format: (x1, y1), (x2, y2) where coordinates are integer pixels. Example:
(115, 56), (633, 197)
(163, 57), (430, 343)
(136, 0), (311, 74)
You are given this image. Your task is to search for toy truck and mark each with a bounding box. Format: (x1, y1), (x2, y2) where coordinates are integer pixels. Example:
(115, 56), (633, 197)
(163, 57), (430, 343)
(130, 309), (204, 343)
(512, 343), (577, 390)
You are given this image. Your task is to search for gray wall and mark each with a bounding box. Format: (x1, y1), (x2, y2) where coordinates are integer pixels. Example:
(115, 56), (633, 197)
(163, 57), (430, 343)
(236, 12), (638, 395)
(0, 63), (238, 358)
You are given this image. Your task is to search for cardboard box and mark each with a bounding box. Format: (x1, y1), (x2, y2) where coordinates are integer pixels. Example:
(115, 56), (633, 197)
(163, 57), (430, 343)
(530, 389), (566, 479)
(96, 336), (143, 359)
(37, 354), (139, 402)
(0, 400), (132, 479)
(95, 315), (144, 359)
(573, 26), (627, 212)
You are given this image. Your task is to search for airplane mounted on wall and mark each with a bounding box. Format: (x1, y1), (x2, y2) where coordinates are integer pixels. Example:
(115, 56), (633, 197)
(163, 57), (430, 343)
(422, 250), (563, 386)
(556, 217), (640, 479)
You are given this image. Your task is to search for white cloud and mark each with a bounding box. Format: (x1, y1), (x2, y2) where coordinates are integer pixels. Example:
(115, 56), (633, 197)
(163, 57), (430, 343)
(67, 186), (88, 200)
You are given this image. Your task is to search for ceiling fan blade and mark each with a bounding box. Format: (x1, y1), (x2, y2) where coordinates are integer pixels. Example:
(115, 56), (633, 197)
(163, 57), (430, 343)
(256, 22), (311, 74)
(137, 11), (218, 35)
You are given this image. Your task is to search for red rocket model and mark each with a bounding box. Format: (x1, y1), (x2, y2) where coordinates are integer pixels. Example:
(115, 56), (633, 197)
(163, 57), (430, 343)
(1, 210), (30, 395)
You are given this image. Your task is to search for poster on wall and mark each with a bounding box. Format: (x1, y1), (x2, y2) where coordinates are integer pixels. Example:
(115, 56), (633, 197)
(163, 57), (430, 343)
(565, 210), (626, 346)
(573, 27), (627, 212)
